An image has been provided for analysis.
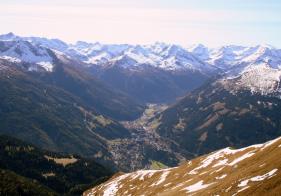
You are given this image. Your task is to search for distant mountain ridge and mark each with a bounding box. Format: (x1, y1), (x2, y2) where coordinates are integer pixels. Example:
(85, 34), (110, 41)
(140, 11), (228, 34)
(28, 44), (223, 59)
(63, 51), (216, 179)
(0, 33), (213, 103)
(1, 33), (280, 73)
(0, 33), (215, 72)
(1, 33), (281, 100)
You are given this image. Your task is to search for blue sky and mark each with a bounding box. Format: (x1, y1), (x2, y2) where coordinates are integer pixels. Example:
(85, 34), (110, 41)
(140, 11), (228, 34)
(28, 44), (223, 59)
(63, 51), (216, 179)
(0, 0), (281, 47)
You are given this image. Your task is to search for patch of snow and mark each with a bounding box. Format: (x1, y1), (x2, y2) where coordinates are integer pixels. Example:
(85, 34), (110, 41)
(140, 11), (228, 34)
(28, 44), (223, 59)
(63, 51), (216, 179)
(221, 63), (281, 96)
(37, 61), (54, 72)
(152, 171), (170, 186)
(188, 137), (280, 174)
(0, 56), (21, 63)
(171, 182), (185, 190)
(125, 51), (156, 65)
(261, 137), (281, 150)
(84, 52), (111, 64)
(199, 171), (209, 176)
(130, 170), (158, 181)
(228, 151), (255, 166)
(238, 179), (249, 187)
(102, 174), (130, 196)
(163, 183), (172, 187)
(259, 163), (266, 167)
(212, 159), (228, 167)
(216, 174), (227, 179)
(188, 146), (247, 174)
(183, 180), (215, 193)
(250, 169), (278, 181)
(234, 186), (250, 195)
(0, 40), (55, 72)
(210, 166), (225, 174)
(238, 169), (278, 188)
(225, 186), (232, 192)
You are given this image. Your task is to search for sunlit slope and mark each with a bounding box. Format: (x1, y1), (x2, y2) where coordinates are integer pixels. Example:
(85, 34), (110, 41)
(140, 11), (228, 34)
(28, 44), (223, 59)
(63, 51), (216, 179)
(85, 136), (281, 196)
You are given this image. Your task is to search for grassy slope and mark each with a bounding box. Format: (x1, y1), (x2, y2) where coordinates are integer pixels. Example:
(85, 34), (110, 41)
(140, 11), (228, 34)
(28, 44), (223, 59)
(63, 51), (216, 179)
(85, 136), (281, 196)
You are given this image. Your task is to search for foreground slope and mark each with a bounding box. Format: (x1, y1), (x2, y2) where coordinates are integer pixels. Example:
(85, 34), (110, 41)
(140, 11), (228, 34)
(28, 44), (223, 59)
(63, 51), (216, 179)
(85, 136), (281, 196)
(0, 135), (112, 195)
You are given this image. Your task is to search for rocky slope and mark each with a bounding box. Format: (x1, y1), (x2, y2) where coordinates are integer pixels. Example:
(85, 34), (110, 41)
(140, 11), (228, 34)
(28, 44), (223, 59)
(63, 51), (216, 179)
(85, 136), (281, 196)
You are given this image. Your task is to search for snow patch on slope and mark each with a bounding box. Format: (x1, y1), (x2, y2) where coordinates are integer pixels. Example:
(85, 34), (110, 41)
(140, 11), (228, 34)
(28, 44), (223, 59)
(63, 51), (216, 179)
(220, 63), (281, 96)
(183, 180), (215, 193)
(102, 174), (130, 196)
(0, 40), (55, 72)
(238, 169), (278, 187)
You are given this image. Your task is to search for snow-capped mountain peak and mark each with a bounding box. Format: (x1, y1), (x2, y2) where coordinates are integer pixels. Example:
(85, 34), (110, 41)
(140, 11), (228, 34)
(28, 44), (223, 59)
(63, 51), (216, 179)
(0, 33), (280, 83)
(0, 40), (55, 72)
(0, 32), (18, 41)
(149, 42), (167, 54)
(220, 62), (281, 97)
(187, 44), (208, 54)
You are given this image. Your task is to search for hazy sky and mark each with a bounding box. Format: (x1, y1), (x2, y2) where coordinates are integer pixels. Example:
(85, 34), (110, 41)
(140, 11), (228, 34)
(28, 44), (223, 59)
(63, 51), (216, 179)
(0, 0), (281, 47)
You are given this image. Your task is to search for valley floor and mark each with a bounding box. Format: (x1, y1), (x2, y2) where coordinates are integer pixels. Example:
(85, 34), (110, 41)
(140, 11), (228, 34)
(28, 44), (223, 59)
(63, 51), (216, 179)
(107, 104), (188, 171)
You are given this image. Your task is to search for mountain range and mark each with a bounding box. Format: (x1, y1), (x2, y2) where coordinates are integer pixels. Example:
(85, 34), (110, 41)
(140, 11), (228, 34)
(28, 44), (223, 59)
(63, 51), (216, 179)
(1, 33), (281, 101)
(1, 32), (281, 174)
(1, 32), (281, 195)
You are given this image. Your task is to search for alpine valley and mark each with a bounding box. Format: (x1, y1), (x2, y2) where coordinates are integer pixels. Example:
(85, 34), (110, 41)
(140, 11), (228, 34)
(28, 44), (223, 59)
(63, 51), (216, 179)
(1, 32), (281, 195)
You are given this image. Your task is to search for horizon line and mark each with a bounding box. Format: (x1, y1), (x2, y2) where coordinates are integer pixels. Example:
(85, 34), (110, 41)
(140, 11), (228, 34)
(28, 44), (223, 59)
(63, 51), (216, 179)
(0, 32), (278, 49)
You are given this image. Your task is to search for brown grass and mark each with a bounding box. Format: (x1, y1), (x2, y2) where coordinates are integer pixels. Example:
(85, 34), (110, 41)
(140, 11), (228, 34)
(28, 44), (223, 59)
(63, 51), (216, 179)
(196, 114), (219, 130)
(44, 155), (77, 167)
(84, 137), (281, 196)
